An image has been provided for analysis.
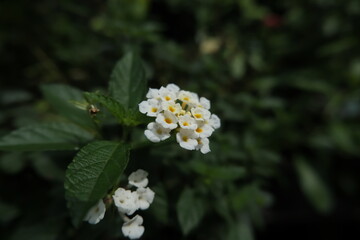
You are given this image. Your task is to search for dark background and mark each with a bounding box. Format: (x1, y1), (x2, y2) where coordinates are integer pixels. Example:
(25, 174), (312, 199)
(1, 0), (360, 239)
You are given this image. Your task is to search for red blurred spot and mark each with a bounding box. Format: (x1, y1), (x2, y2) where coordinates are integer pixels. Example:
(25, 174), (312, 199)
(263, 14), (282, 28)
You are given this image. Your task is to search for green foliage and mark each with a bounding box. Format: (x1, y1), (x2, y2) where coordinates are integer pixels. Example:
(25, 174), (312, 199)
(109, 52), (147, 110)
(41, 84), (96, 130)
(0, 0), (359, 239)
(84, 92), (146, 126)
(295, 158), (334, 213)
(65, 141), (129, 225)
(176, 188), (206, 235)
(0, 122), (95, 151)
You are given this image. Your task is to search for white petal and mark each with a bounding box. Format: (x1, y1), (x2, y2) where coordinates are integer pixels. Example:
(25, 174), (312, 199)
(136, 187), (155, 210)
(138, 101), (149, 114)
(113, 188), (139, 215)
(128, 169), (149, 188)
(83, 199), (106, 224)
(209, 114), (221, 129)
(200, 97), (211, 109)
(166, 83), (180, 93)
(122, 215), (145, 239)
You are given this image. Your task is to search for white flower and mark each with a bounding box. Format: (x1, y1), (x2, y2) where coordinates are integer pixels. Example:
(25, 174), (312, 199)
(139, 83), (221, 154)
(194, 121), (214, 138)
(199, 97), (211, 110)
(138, 99), (161, 117)
(178, 90), (199, 105)
(83, 199), (106, 224)
(161, 101), (182, 115)
(128, 169), (149, 188)
(156, 110), (178, 129)
(191, 107), (211, 121)
(136, 187), (155, 210)
(196, 137), (211, 154)
(176, 129), (198, 150)
(209, 114), (221, 129)
(159, 86), (177, 102)
(146, 88), (159, 99)
(178, 114), (197, 130)
(144, 122), (171, 142)
(166, 83), (180, 93)
(113, 188), (139, 215)
(122, 215), (145, 239)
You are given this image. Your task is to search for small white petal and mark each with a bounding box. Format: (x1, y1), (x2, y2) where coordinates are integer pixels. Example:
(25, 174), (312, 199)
(138, 101), (149, 114)
(209, 114), (221, 129)
(166, 83), (180, 93)
(200, 97), (211, 110)
(138, 99), (161, 117)
(83, 199), (106, 224)
(144, 122), (171, 142)
(128, 169), (149, 188)
(178, 115), (197, 130)
(155, 111), (178, 129)
(159, 87), (176, 102)
(194, 122), (214, 138)
(176, 129), (198, 150)
(146, 88), (159, 99)
(191, 107), (211, 121)
(122, 215), (145, 239)
(196, 138), (211, 154)
(113, 188), (139, 215)
(136, 187), (155, 210)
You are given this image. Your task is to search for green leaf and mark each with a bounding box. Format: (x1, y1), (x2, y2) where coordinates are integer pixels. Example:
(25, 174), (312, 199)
(64, 141), (129, 225)
(190, 161), (246, 181)
(295, 158), (334, 213)
(41, 84), (96, 129)
(108, 52), (147, 109)
(226, 215), (254, 240)
(0, 122), (95, 151)
(85, 92), (148, 126)
(0, 152), (26, 174)
(0, 201), (20, 223)
(176, 188), (205, 235)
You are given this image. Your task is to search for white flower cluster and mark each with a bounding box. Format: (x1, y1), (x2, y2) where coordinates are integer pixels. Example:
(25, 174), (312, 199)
(83, 169), (155, 240)
(139, 83), (221, 154)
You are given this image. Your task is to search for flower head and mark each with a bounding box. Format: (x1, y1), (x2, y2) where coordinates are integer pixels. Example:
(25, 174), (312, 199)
(113, 188), (139, 215)
(128, 169), (149, 188)
(136, 187), (155, 210)
(83, 199), (106, 224)
(138, 83), (220, 154)
(122, 215), (145, 239)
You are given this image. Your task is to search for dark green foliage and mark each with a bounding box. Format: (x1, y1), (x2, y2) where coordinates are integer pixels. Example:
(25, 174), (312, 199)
(0, 0), (359, 239)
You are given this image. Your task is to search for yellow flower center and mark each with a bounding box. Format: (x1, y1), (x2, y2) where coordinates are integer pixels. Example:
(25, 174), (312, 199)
(169, 106), (175, 112)
(194, 113), (202, 119)
(183, 97), (189, 101)
(196, 128), (203, 133)
(165, 96), (171, 101)
(151, 107), (158, 113)
(183, 122), (189, 126)
(165, 118), (172, 124)
(182, 136), (189, 142)
(156, 129), (162, 135)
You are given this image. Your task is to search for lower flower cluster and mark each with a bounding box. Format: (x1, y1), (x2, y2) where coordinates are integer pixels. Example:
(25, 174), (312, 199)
(83, 169), (155, 239)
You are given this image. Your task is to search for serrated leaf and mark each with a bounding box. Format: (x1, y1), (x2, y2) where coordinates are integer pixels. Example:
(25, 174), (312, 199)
(0, 122), (95, 151)
(176, 188), (205, 235)
(64, 141), (129, 225)
(41, 84), (95, 129)
(108, 52), (147, 109)
(295, 158), (334, 213)
(85, 92), (148, 126)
